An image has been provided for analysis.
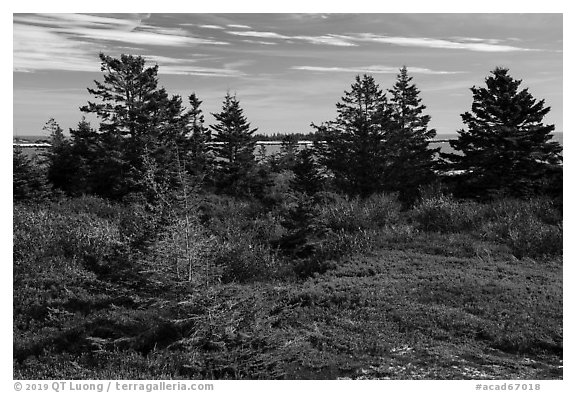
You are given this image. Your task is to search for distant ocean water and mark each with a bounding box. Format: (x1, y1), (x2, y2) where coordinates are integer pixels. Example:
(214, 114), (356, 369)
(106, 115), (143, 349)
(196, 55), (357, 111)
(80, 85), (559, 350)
(433, 132), (563, 156)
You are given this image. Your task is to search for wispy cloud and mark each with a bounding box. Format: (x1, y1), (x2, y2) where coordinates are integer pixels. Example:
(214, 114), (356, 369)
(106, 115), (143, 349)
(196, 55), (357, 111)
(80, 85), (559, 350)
(289, 14), (331, 22)
(198, 24), (225, 29)
(353, 34), (535, 52)
(292, 65), (462, 75)
(13, 23), (243, 78)
(226, 29), (530, 51)
(227, 30), (356, 47)
(13, 13), (230, 73)
(157, 65), (245, 77)
(15, 14), (230, 46)
(241, 40), (277, 45)
(14, 23), (99, 72)
(294, 35), (356, 47)
(227, 24), (251, 29)
(227, 30), (291, 40)
(141, 55), (246, 77)
(451, 37), (503, 45)
(67, 27), (228, 47)
(15, 13), (145, 31)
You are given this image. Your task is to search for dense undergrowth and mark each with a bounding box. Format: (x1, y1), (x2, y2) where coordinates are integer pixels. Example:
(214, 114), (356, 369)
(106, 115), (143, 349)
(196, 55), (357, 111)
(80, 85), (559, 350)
(13, 192), (562, 379)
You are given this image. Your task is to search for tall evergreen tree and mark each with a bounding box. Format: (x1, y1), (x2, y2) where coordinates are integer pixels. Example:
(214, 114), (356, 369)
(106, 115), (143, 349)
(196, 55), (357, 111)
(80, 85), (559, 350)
(443, 67), (562, 199)
(313, 74), (392, 197)
(185, 93), (213, 182)
(386, 66), (439, 202)
(68, 117), (100, 196)
(210, 92), (258, 195)
(79, 54), (157, 198)
(80, 53), (191, 199)
(42, 118), (75, 194)
(81, 53), (162, 139)
(148, 92), (195, 193)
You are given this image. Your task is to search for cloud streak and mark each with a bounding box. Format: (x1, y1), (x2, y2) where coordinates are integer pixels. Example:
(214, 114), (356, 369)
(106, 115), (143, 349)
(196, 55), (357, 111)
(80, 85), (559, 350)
(227, 30), (291, 40)
(135, 55), (247, 77)
(140, 55), (245, 77)
(226, 28), (533, 51)
(157, 66), (245, 77)
(198, 24), (225, 29)
(294, 35), (356, 47)
(353, 34), (535, 52)
(292, 65), (463, 75)
(241, 40), (277, 45)
(227, 30), (357, 47)
(227, 24), (252, 29)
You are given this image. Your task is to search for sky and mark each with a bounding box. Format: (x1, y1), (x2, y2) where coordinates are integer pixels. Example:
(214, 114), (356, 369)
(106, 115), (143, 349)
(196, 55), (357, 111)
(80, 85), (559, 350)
(13, 13), (563, 137)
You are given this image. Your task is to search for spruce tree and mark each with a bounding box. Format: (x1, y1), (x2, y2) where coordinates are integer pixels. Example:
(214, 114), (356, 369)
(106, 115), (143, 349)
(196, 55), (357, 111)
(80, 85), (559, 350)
(68, 117), (100, 196)
(313, 74), (391, 197)
(291, 148), (324, 196)
(149, 92), (195, 193)
(80, 53), (191, 199)
(81, 54), (161, 139)
(386, 66), (439, 203)
(276, 134), (299, 171)
(443, 67), (562, 199)
(43, 118), (75, 194)
(79, 54), (157, 198)
(185, 93), (213, 182)
(13, 147), (51, 202)
(210, 92), (258, 196)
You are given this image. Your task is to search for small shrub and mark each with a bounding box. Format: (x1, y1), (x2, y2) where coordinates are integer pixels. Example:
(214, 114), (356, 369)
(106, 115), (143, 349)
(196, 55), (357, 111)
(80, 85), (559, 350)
(482, 215), (562, 259)
(261, 170), (295, 207)
(485, 197), (562, 226)
(509, 223), (562, 259)
(316, 229), (378, 260)
(14, 206), (119, 264)
(213, 240), (277, 283)
(412, 194), (562, 259)
(51, 195), (121, 220)
(155, 196), (283, 284)
(275, 192), (409, 277)
(319, 193), (402, 232)
(151, 216), (220, 284)
(291, 257), (337, 278)
(198, 194), (263, 231)
(478, 198), (562, 259)
(117, 203), (160, 250)
(412, 193), (483, 233)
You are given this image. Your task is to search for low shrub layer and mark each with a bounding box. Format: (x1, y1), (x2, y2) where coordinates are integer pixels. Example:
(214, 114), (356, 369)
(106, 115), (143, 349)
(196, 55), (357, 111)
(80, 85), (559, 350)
(413, 194), (562, 259)
(13, 193), (562, 379)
